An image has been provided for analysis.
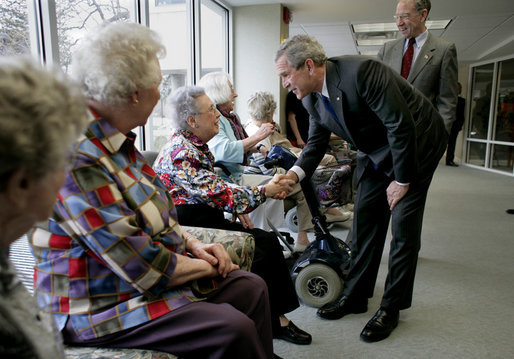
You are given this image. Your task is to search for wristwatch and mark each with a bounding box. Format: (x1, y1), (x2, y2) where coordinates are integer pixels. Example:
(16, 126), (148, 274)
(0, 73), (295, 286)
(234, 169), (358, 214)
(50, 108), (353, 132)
(256, 144), (265, 152)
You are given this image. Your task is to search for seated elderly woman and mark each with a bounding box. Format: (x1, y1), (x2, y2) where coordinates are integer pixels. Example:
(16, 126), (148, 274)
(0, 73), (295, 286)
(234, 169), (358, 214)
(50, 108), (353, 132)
(245, 91), (352, 222)
(153, 86), (312, 345)
(0, 57), (89, 358)
(197, 71), (285, 232)
(28, 22), (277, 359)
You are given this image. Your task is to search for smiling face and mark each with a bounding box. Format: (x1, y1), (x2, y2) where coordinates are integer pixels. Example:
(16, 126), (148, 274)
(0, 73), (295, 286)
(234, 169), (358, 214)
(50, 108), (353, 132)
(190, 94), (221, 143)
(217, 80), (238, 113)
(395, 0), (427, 39)
(275, 55), (321, 100)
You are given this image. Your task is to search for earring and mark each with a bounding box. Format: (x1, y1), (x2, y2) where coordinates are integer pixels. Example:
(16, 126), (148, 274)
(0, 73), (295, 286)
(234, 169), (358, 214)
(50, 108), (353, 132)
(133, 99), (139, 106)
(195, 124), (199, 128)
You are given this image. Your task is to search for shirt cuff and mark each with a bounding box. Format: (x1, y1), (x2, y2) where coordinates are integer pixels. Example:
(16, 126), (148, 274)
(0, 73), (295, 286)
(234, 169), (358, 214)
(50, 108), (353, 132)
(290, 165), (306, 182)
(395, 181), (409, 186)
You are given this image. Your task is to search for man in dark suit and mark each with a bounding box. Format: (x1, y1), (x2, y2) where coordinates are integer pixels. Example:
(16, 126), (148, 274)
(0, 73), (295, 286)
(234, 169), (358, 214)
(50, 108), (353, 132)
(446, 82), (466, 166)
(378, 0), (458, 134)
(274, 35), (448, 342)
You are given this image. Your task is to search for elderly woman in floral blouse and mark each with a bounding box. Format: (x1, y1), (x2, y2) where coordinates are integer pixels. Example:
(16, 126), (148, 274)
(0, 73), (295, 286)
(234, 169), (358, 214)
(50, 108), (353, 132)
(153, 85), (313, 346)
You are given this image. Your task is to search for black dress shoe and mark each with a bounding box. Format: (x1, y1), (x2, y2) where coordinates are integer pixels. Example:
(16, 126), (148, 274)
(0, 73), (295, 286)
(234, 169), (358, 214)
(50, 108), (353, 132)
(316, 295), (367, 320)
(274, 321), (312, 345)
(446, 161), (458, 167)
(360, 308), (399, 343)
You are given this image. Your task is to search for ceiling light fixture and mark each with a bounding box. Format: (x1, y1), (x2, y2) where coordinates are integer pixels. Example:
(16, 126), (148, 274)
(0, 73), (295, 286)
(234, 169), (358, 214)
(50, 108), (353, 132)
(352, 19), (451, 33)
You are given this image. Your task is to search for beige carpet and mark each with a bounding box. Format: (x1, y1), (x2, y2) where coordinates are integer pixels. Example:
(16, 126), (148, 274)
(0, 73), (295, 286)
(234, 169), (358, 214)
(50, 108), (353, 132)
(273, 164), (514, 358)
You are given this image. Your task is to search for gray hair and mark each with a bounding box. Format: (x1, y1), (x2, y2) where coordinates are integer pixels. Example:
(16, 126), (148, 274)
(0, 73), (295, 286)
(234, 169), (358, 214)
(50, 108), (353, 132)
(247, 91), (276, 121)
(71, 22), (166, 105)
(165, 86), (206, 130)
(398, 0), (431, 15)
(197, 71), (233, 105)
(0, 57), (89, 190)
(275, 35), (327, 69)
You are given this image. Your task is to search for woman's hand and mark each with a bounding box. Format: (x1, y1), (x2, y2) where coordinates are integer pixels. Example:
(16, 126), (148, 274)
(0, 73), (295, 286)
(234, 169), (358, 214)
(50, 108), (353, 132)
(187, 236), (239, 278)
(254, 122), (275, 141)
(232, 213), (254, 229)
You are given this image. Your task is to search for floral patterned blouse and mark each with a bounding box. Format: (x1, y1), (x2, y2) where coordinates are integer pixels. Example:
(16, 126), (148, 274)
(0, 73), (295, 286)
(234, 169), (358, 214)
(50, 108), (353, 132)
(153, 129), (266, 215)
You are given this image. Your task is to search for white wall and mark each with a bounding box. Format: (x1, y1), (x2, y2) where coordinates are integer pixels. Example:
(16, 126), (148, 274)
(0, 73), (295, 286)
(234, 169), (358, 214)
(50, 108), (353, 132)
(232, 4), (287, 129)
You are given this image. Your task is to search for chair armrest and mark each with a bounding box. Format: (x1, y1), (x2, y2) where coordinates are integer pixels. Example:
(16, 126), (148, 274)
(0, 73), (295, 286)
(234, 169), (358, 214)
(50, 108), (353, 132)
(182, 226), (254, 272)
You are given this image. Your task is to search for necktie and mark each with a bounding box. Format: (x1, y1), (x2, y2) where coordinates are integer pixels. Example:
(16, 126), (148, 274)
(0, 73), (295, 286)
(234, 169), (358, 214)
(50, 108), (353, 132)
(401, 38), (416, 79)
(320, 94), (341, 125)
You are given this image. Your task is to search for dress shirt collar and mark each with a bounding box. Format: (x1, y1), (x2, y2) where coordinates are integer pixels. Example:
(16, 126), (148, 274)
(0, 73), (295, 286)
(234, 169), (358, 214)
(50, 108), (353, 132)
(403, 29), (428, 52)
(321, 69), (329, 98)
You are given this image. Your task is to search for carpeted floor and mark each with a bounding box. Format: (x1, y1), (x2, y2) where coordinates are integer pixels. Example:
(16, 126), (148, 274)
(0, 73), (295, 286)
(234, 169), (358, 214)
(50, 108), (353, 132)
(274, 164), (514, 358)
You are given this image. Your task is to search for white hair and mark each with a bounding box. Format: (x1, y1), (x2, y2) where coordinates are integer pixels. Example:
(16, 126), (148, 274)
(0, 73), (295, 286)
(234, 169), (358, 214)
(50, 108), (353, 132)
(0, 57), (89, 190)
(165, 86), (205, 130)
(197, 71), (233, 105)
(71, 22), (166, 105)
(247, 91), (276, 121)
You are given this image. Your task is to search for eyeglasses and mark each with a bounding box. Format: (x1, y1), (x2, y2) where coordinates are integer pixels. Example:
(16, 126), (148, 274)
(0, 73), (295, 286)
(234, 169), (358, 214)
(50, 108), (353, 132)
(393, 13), (410, 20)
(195, 105), (218, 116)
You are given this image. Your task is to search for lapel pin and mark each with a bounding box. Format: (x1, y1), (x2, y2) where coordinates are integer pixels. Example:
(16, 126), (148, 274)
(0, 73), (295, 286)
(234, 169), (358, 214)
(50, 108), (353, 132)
(337, 97), (340, 101)
(424, 55), (428, 59)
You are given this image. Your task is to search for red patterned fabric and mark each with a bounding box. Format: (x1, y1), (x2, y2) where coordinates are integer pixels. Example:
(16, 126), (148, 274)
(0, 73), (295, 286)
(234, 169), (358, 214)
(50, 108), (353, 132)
(401, 38), (416, 79)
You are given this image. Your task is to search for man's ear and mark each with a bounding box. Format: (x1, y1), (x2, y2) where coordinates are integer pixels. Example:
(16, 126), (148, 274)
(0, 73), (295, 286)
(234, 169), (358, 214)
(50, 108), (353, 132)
(4, 167), (31, 210)
(305, 59), (315, 74)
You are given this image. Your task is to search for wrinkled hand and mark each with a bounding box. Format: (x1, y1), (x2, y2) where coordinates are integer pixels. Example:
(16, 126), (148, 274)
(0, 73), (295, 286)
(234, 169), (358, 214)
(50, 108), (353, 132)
(386, 181), (409, 211)
(232, 213), (254, 229)
(267, 174), (295, 199)
(188, 239), (239, 278)
(256, 123), (275, 141)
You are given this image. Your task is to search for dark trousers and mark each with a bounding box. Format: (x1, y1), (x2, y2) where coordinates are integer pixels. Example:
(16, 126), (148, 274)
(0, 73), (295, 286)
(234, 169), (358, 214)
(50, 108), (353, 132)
(342, 163), (434, 311)
(63, 270), (273, 359)
(446, 126), (460, 164)
(177, 204), (299, 334)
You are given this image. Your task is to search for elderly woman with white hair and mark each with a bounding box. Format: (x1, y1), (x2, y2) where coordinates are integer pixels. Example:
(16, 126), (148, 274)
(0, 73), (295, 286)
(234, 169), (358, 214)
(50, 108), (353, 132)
(28, 22), (278, 359)
(153, 85), (313, 346)
(0, 57), (89, 358)
(198, 72), (286, 232)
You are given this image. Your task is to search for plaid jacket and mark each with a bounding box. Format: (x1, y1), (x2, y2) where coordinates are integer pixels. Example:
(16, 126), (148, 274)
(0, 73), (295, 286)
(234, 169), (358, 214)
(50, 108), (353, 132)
(29, 116), (200, 341)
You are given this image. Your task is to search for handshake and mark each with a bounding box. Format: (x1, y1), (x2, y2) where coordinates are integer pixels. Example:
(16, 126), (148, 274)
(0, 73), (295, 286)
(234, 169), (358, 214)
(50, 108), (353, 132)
(264, 172), (298, 199)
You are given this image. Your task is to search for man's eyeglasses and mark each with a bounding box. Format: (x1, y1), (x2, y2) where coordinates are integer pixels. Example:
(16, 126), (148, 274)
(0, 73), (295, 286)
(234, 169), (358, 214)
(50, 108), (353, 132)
(393, 13), (410, 20)
(196, 105), (218, 115)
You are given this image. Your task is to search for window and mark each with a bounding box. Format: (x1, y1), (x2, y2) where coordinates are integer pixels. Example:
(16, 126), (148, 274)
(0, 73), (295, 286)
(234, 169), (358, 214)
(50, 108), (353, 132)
(0, 0), (31, 55)
(200, 0), (228, 78)
(55, 0), (136, 72)
(465, 57), (514, 176)
(5, 0), (230, 152)
(144, 0), (230, 152)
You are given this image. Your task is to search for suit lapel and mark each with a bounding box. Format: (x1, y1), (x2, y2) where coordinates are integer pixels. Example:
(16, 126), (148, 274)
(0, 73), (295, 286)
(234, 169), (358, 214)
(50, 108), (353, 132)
(408, 33), (434, 83)
(325, 61), (355, 145)
(390, 39), (404, 73)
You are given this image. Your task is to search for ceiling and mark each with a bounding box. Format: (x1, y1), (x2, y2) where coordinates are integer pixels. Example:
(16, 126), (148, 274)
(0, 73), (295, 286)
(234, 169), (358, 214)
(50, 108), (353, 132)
(222, 0), (514, 64)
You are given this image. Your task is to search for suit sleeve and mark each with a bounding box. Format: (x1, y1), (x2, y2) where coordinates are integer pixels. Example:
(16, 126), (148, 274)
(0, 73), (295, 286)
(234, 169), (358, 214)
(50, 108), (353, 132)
(437, 43), (458, 133)
(294, 97), (332, 178)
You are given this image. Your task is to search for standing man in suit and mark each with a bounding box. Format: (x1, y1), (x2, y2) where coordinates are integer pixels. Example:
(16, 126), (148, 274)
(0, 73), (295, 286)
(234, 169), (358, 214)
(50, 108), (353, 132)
(378, 0), (458, 134)
(446, 82), (466, 166)
(274, 35), (448, 342)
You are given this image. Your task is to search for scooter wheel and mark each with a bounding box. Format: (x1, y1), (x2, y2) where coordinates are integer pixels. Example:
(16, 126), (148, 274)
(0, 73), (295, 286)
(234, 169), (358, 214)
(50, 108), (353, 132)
(285, 207), (299, 233)
(294, 263), (343, 308)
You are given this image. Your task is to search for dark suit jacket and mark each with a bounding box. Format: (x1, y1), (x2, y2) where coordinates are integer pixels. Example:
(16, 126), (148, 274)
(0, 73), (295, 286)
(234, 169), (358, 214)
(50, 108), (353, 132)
(378, 33), (458, 133)
(297, 56), (448, 185)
